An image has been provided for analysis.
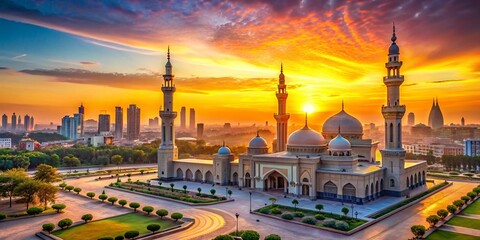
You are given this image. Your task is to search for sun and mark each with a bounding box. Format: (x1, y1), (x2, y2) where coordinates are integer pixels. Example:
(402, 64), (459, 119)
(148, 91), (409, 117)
(303, 104), (314, 114)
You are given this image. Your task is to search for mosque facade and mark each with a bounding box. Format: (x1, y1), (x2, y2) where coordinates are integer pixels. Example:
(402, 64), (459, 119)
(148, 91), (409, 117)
(157, 26), (428, 204)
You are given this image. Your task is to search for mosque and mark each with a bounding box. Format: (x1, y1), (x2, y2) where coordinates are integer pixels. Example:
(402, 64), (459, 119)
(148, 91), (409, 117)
(157, 25), (428, 204)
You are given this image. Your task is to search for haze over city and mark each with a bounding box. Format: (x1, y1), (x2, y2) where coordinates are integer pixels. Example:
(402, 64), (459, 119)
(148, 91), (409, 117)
(1, 0), (479, 126)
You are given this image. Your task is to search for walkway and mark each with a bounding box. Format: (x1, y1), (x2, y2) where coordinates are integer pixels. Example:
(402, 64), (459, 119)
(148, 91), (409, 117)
(460, 213), (480, 220)
(441, 225), (480, 236)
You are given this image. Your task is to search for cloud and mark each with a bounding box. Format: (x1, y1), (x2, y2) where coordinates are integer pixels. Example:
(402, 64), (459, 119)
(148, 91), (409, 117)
(79, 61), (98, 66)
(429, 79), (466, 84)
(12, 54), (27, 60)
(0, 67), (11, 70)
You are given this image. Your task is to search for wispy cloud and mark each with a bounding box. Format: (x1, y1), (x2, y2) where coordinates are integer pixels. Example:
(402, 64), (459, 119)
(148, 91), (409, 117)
(12, 53), (26, 60)
(80, 61), (98, 66)
(429, 79), (466, 84)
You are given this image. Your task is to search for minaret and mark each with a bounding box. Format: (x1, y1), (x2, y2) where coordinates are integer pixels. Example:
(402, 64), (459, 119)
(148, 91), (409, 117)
(381, 23), (407, 196)
(274, 63), (290, 152)
(158, 46), (178, 179)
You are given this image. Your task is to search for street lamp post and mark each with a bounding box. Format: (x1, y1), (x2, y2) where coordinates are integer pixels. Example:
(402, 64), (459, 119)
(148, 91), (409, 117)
(355, 211), (358, 219)
(249, 191), (252, 213)
(350, 203), (355, 218)
(235, 213), (240, 236)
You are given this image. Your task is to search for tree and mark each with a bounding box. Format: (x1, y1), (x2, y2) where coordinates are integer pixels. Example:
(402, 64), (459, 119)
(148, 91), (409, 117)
(111, 155), (123, 172)
(42, 223), (55, 234)
(197, 187), (202, 194)
(63, 156), (80, 170)
(461, 196), (471, 203)
(183, 185), (187, 193)
(473, 187), (480, 195)
(0, 168), (28, 207)
(73, 187), (82, 194)
(81, 213), (93, 223)
(132, 150), (146, 163)
(269, 197), (277, 206)
(453, 200), (465, 208)
(119, 199), (127, 207)
(27, 207), (44, 216)
(437, 209), (448, 220)
(241, 230), (260, 240)
(228, 189), (233, 198)
(129, 202), (140, 212)
(264, 234), (281, 240)
(33, 164), (61, 183)
(171, 212), (183, 221)
(291, 199), (299, 211)
(447, 205), (457, 214)
(37, 182), (58, 209)
(341, 207), (349, 217)
(114, 236), (124, 240)
(108, 197), (118, 205)
(65, 185), (74, 192)
(210, 189), (216, 196)
(87, 192), (96, 199)
(147, 223), (161, 233)
(410, 225), (426, 239)
(142, 206), (154, 215)
(467, 192), (477, 199)
(14, 179), (41, 210)
(50, 154), (60, 167)
(213, 235), (234, 240)
(52, 204), (66, 213)
(58, 218), (73, 229)
(59, 182), (67, 190)
(170, 183), (175, 192)
(124, 230), (139, 239)
(426, 215), (440, 227)
(156, 209), (168, 219)
(315, 204), (324, 213)
(99, 194), (108, 202)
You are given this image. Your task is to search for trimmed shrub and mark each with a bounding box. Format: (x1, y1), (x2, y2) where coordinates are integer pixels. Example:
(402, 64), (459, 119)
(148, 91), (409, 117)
(86, 192), (96, 199)
(142, 206), (154, 215)
(171, 212), (183, 221)
(411, 225), (426, 239)
(65, 185), (74, 192)
(58, 218), (73, 229)
(437, 209), (448, 220)
(301, 216), (317, 225)
(42, 223), (55, 234)
(293, 212), (304, 218)
(114, 236), (124, 240)
(315, 214), (325, 220)
(281, 213), (293, 220)
(467, 192), (477, 199)
(241, 230), (260, 240)
(129, 202), (140, 212)
(119, 199), (127, 207)
(27, 207), (44, 216)
(323, 219), (336, 228)
(59, 182), (67, 190)
(108, 197), (118, 205)
(461, 196), (471, 202)
(147, 223), (161, 233)
(426, 215), (440, 227)
(99, 194), (108, 202)
(341, 207), (349, 217)
(0, 212), (6, 220)
(259, 208), (270, 214)
(52, 204), (66, 213)
(264, 234), (281, 240)
(315, 204), (324, 213)
(213, 235), (234, 240)
(271, 208), (282, 215)
(210, 189), (216, 196)
(73, 187), (82, 194)
(81, 213), (93, 223)
(447, 204), (457, 214)
(124, 230), (139, 239)
(335, 221), (350, 231)
(453, 200), (465, 208)
(156, 209), (168, 219)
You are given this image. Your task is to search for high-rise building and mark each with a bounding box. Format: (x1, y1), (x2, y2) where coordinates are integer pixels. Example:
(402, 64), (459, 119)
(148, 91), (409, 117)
(180, 106), (186, 129)
(197, 123), (204, 139)
(189, 108), (195, 130)
(428, 97), (444, 129)
(98, 114), (111, 133)
(30, 116), (34, 131)
(274, 63), (289, 152)
(60, 114), (82, 139)
(2, 114), (7, 129)
(11, 113), (16, 130)
(18, 115), (21, 126)
(127, 104), (141, 140)
(461, 117), (465, 126)
(24, 115), (30, 132)
(115, 106), (123, 140)
(465, 139), (480, 157)
(158, 47), (178, 179)
(407, 112), (415, 126)
(78, 103), (85, 137)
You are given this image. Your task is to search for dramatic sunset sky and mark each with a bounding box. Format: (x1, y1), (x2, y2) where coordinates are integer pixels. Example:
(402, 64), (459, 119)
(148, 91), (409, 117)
(0, 0), (479, 127)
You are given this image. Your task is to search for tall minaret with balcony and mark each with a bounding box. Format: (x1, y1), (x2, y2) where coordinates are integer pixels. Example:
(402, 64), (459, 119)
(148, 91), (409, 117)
(381, 24), (407, 196)
(274, 64), (290, 152)
(158, 47), (178, 179)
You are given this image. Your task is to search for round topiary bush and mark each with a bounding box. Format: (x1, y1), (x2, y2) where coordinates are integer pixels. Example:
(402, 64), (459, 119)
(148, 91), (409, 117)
(335, 220), (350, 231)
(52, 203), (66, 213)
(99, 194), (108, 202)
(58, 218), (73, 229)
(0, 212), (6, 220)
(27, 207), (44, 216)
(315, 214), (325, 220)
(156, 209), (168, 219)
(259, 208), (270, 214)
(323, 219), (336, 228)
(86, 192), (96, 199)
(81, 213), (93, 223)
(264, 234), (281, 240)
(301, 216), (317, 225)
(171, 212), (183, 222)
(129, 202), (140, 212)
(147, 223), (161, 233)
(114, 236), (124, 240)
(42, 223), (55, 234)
(124, 230), (139, 239)
(240, 230), (260, 240)
(142, 206), (154, 215)
(213, 234), (234, 240)
(73, 187), (82, 194)
(281, 213), (293, 220)
(293, 212), (304, 218)
(65, 185), (74, 192)
(271, 208), (282, 215)
(118, 199), (127, 207)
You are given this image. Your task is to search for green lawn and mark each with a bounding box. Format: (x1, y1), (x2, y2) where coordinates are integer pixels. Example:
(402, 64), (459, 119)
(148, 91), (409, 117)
(53, 213), (179, 240)
(446, 216), (480, 230)
(426, 230), (479, 240)
(463, 198), (480, 215)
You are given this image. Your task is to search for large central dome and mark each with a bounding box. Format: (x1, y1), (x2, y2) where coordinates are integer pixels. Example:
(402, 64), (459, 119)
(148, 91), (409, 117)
(322, 109), (363, 138)
(287, 125), (327, 147)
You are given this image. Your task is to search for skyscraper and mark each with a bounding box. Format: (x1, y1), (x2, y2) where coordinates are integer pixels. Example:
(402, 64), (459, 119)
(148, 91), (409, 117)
(127, 104), (140, 140)
(30, 116), (34, 131)
(274, 63), (289, 152)
(180, 106), (186, 129)
(428, 98), (444, 129)
(189, 108), (195, 131)
(78, 103), (85, 137)
(407, 112), (415, 126)
(115, 106), (123, 140)
(24, 115), (30, 131)
(98, 114), (111, 133)
(60, 115), (80, 139)
(18, 115), (21, 126)
(197, 123), (204, 139)
(2, 114), (7, 129)
(461, 117), (465, 126)
(11, 113), (16, 130)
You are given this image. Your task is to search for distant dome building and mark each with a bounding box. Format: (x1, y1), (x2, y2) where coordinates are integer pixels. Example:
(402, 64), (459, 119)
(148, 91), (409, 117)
(217, 142), (231, 155)
(428, 98), (444, 129)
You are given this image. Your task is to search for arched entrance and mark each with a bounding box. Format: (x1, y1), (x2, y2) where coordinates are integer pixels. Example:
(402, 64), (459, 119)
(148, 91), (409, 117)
(176, 168), (183, 179)
(194, 170), (202, 182)
(301, 178), (309, 196)
(324, 181), (338, 200)
(263, 170), (287, 193)
(205, 171), (213, 184)
(232, 172), (238, 185)
(185, 169), (193, 181)
(342, 183), (356, 202)
(244, 173), (251, 188)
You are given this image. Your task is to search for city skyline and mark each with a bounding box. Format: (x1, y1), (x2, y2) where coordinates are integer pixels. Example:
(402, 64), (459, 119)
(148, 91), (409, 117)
(0, 1), (479, 126)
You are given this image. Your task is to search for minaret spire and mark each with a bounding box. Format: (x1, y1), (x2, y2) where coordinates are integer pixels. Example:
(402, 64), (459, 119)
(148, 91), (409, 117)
(342, 99), (344, 111)
(274, 62), (290, 152)
(167, 45), (170, 60)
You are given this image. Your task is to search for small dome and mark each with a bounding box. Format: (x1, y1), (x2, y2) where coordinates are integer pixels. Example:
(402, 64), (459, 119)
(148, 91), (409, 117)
(322, 110), (363, 136)
(249, 134), (268, 148)
(287, 126), (327, 146)
(389, 43), (399, 55)
(217, 144), (231, 155)
(328, 134), (351, 151)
